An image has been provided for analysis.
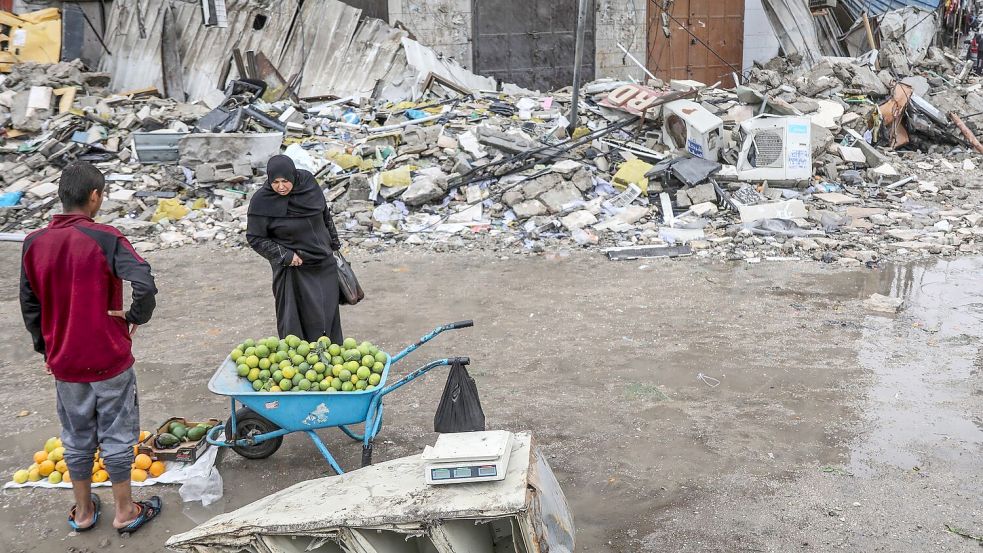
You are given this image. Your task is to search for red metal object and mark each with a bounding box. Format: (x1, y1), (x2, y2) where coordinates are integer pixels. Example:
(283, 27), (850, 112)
(0, 0), (13, 11)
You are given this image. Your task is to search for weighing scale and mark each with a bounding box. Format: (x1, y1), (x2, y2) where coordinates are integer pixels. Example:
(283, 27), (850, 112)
(422, 430), (514, 485)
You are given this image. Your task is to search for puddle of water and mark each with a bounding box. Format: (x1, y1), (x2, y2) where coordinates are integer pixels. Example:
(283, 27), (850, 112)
(851, 257), (983, 475)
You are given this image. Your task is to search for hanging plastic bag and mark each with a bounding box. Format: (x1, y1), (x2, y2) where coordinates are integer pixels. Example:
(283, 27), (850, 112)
(434, 361), (485, 433)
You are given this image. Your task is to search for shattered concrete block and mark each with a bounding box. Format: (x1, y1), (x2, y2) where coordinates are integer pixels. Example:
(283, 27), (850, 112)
(401, 170), (447, 206)
(521, 173), (564, 199)
(614, 205), (649, 224)
(686, 183), (717, 205)
(512, 199), (547, 219)
(571, 169), (594, 193)
(348, 174), (372, 202)
(690, 202), (718, 217)
(560, 210), (597, 231)
(436, 133), (458, 150)
(502, 189), (525, 208)
(539, 182), (583, 213)
(551, 159), (581, 176)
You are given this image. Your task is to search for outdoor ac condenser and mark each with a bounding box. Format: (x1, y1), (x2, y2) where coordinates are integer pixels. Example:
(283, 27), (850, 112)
(736, 115), (812, 183)
(662, 99), (724, 161)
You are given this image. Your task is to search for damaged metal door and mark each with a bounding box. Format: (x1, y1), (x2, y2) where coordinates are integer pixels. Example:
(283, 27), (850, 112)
(647, 0), (745, 87)
(340, 0), (388, 22)
(473, 0), (595, 92)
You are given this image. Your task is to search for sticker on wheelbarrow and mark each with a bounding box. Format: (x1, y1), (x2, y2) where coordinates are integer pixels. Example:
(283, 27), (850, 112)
(264, 400), (279, 410)
(303, 403), (331, 426)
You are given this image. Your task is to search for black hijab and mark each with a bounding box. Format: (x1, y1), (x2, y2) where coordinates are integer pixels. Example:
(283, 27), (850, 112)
(248, 155), (325, 218)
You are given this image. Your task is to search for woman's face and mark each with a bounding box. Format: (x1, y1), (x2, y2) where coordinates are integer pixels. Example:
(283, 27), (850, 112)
(272, 177), (294, 196)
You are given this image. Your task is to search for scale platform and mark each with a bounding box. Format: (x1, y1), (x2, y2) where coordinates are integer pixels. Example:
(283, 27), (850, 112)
(422, 430), (514, 485)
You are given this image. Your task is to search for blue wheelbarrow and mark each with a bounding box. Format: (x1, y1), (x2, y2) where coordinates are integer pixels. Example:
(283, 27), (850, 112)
(205, 320), (473, 474)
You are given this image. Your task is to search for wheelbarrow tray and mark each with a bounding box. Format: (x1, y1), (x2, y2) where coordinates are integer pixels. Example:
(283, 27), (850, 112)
(207, 354), (392, 432)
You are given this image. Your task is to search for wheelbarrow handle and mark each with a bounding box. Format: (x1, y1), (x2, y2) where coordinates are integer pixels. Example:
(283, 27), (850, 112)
(390, 320), (475, 364)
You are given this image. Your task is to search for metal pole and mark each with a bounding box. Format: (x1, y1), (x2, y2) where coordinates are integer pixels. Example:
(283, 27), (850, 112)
(568, 0), (590, 134)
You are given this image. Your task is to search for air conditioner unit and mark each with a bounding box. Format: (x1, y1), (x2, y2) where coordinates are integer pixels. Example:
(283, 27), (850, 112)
(736, 115), (812, 183)
(662, 99), (724, 161)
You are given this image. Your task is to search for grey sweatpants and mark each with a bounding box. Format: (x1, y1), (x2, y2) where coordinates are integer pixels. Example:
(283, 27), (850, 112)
(55, 368), (140, 483)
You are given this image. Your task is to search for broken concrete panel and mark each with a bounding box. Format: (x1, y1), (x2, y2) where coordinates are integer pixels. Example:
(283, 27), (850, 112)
(179, 133), (283, 169)
(738, 199), (807, 223)
(864, 293), (903, 314)
(814, 192), (860, 205)
(539, 183), (584, 213)
(686, 183), (717, 205)
(401, 169), (447, 206)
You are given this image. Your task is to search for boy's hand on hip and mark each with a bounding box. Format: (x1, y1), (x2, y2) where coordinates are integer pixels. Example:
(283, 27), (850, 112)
(108, 310), (139, 336)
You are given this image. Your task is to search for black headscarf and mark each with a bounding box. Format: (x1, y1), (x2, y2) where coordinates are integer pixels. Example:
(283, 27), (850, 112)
(248, 155), (325, 218)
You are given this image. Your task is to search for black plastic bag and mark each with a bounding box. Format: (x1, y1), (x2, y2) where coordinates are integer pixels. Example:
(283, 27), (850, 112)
(434, 361), (485, 433)
(335, 252), (365, 305)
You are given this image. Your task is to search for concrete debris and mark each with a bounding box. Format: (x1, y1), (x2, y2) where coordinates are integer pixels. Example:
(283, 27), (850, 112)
(1, 12), (982, 265)
(864, 293), (904, 314)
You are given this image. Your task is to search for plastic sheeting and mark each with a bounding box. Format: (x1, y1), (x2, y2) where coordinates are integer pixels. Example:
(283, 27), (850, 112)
(166, 432), (575, 553)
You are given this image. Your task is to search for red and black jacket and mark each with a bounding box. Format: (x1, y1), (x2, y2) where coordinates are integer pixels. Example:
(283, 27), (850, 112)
(20, 214), (157, 383)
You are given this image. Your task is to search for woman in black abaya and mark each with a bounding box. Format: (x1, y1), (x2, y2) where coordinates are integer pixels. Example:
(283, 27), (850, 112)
(247, 155), (344, 343)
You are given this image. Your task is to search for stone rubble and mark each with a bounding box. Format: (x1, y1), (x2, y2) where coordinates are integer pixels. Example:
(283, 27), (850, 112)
(1, 50), (982, 265)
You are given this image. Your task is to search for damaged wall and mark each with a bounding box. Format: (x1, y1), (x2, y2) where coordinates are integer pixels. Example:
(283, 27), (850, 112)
(387, 0), (648, 89)
(743, 0), (780, 71)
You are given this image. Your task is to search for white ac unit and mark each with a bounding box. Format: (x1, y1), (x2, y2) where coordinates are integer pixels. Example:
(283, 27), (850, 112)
(736, 115), (812, 182)
(662, 99), (723, 161)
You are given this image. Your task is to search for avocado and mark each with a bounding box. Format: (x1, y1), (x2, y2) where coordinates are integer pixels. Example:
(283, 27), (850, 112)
(171, 426), (188, 440)
(186, 426), (207, 441)
(169, 421), (187, 433)
(156, 433), (180, 448)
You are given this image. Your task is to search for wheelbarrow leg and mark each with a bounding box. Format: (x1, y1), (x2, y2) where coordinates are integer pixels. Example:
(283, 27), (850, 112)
(338, 425), (364, 441)
(305, 431), (345, 475)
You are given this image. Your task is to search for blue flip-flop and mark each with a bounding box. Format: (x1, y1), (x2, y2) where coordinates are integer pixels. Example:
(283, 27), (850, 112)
(116, 496), (162, 536)
(68, 493), (101, 532)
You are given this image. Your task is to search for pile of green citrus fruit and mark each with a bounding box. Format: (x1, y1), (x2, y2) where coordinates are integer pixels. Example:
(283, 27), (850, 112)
(230, 336), (388, 393)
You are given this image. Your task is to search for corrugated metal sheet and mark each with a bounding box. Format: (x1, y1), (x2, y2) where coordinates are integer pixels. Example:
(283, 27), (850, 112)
(100, 0), (300, 101)
(840, 0), (940, 19)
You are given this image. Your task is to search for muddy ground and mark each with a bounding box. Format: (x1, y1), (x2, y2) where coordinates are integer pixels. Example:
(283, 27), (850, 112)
(0, 243), (980, 552)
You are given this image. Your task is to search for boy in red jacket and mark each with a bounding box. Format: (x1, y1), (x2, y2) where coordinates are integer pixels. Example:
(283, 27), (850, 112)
(20, 161), (162, 534)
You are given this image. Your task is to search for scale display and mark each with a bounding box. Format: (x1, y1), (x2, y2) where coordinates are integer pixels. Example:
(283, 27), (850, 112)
(430, 464), (499, 481)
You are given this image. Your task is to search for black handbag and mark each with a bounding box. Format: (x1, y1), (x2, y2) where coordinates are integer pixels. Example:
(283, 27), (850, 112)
(335, 252), (365, 305)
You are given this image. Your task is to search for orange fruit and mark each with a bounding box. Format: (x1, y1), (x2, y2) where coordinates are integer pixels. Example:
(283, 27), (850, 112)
(130, 468), (147, 482)
(139, 430), (151, 442)
(148, 461), (165, 478)
(91, 462), (100, 474)
(33, 451), (47, 464)
(55, 460), (68, 473)
(133, 445), (139, 456)
(62, 472), (72, 483)
(133, 454), (152, 470)
(38, 460), (55, 477)
(92, 469), (109, 483)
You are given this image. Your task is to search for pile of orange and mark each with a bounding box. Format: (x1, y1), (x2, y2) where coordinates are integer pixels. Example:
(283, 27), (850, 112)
(10, 432), (165, 485)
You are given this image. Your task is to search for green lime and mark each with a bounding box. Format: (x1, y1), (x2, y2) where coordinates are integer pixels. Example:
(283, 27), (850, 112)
(319, 379), (330, 391)
(298, 362), (311, 373)
(259, 369), (270, 381)
(326, 387), (337, 393)
(355, 380), (367, 390)
(357, 344), (371, 356)
(287, 336), (301, 348)
(313, 362), (326, 374)
(375, 351), (388, 364)
(298, 379), (312, 391)
(343, 338), (357, 349)
(247, 368), (260, 382)
(366, 385), (376, 391)
(331, 377), (343, 390)
(372, 361), (384, 374)
(345, 361), (359, 372)
(342, 381), (355, 392)
(282, 366), (296, 379)
(230, 348), (244, 362)
(331, 356), (344, 366)
(328, 344), (342, 357)
(272, 370), (283, 382)
(291, 354), (305, 366)
(305, 370), (318, 381)
(356, 366), (371, 380)
(368, 345), (379, 356)
(279, 379), (292, 391)
(259, 358), (271, 370)
(306, 353), (319, 365)
(237, 364), (249, 377)
(279, 359), (292, 370)
(291, 373), (302, 386)
(245, 355), (259, 368)
(244, 338), (256, 348)
(255, 345), (270, 358)
(297, 343), (310, 357)
(277, 341), (289, 353)
(252, 379), (263, 391)
(369, 373), (381, 386)
(339, 369), (352, 382)
(332, 364), (343, 377)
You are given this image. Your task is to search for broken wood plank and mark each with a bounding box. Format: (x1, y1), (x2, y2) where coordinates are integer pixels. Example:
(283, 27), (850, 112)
(53, 87), (77, 113)
(160, 5), (187, 102)
(949, 112), (983, 154)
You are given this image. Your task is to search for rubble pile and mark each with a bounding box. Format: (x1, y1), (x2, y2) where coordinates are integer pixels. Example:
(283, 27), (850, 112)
(1, 12), (982, 264)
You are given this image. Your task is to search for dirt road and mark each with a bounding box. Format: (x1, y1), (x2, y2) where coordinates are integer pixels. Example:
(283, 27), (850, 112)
(0, 244), (980, 552)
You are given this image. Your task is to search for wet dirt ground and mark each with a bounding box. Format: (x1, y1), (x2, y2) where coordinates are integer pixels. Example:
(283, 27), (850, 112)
(0, 244), (980, 552)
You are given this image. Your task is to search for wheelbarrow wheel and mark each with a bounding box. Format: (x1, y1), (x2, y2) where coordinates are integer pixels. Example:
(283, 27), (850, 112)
(226, 407), (283, 460)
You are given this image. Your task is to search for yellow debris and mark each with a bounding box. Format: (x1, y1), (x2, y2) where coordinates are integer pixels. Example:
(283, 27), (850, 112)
(151, 198), (190, 223)
(612, 159), (653, 194)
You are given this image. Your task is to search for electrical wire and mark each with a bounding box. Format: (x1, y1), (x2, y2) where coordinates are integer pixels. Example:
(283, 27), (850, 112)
(646, 0), (743, 81)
